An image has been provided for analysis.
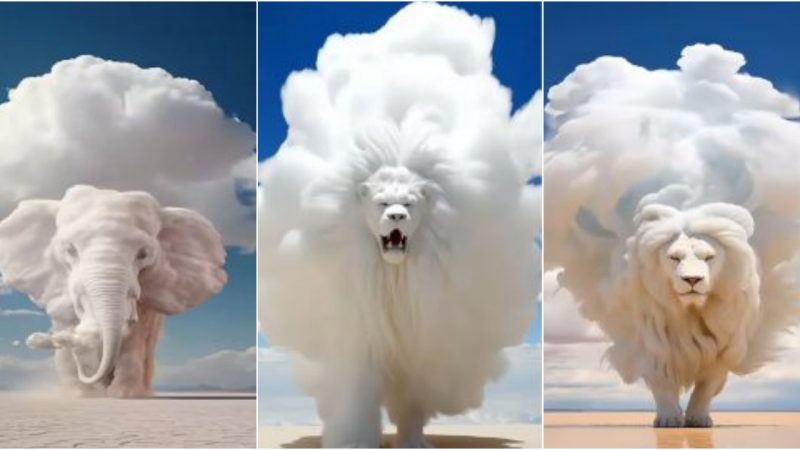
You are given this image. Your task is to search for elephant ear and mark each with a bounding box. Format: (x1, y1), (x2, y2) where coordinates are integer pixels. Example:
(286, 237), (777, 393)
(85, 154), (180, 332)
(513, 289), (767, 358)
(0, 200), (63, 307)
(140, 207), (228, 315)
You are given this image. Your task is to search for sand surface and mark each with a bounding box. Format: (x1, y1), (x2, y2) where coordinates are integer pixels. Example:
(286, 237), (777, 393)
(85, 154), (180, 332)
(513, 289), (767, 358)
(545, 412), (800, 448)
(258, 423), (540, 448)
(0, 391), (255, 448)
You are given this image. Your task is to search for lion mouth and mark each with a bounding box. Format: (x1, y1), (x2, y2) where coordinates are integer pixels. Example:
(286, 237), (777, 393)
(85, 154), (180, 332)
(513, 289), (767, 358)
(381, 229), (407, 252)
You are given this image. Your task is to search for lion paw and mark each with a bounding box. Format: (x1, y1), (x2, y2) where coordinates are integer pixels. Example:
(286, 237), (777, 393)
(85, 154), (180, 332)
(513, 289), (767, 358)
(654, 414), (685, 428)
(397, 435), (432, 448)
(685, 413), (713, 428)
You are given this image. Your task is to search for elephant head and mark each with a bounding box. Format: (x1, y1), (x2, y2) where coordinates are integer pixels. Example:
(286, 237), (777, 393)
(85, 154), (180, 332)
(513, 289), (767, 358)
(0, 185), (227, 385)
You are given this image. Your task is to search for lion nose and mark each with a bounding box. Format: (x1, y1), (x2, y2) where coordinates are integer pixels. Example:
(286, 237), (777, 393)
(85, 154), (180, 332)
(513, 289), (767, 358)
(682, 276), (702, 286)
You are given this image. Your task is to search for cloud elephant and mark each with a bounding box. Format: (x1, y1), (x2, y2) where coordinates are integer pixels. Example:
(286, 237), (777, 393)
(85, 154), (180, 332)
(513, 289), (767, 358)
(0, 185), (227, 397)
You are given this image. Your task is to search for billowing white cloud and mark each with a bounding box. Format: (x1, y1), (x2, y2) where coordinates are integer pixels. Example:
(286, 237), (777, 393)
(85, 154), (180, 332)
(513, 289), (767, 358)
(259, 344), (541, 426)
(542, 271), (603, 344)
(156, 346), (256, 391)
(0, 55), (255, 247)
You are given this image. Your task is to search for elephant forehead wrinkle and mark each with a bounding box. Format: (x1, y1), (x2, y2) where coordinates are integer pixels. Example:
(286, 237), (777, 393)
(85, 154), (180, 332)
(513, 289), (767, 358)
(61, 216), (159, 241)
(58, 197), (162, 235)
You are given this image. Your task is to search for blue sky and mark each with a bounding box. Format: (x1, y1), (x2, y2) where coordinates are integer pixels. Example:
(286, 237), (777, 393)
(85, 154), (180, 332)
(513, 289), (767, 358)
(545, 2), (800, 94)
(0, 3), (255, 368)
(544, 1), (800, 411)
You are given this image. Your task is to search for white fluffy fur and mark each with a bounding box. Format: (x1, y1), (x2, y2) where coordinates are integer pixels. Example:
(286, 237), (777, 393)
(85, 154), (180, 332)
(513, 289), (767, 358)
(261, 120), (537, 446)
(589, 202), (761, 426)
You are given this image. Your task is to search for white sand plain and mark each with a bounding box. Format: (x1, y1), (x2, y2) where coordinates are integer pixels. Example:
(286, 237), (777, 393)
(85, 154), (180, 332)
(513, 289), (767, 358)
(0, 391), (255, 448)
(258, 423), (541, 448)
(545, 411), (800, 448)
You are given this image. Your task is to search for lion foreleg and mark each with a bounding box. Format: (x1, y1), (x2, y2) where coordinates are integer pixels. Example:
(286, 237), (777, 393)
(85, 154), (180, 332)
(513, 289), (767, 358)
(385, 381), (431, 448)
(319, 356), (383, 448)
(645, 376), (684, 428)
(685, 366), (727, 428)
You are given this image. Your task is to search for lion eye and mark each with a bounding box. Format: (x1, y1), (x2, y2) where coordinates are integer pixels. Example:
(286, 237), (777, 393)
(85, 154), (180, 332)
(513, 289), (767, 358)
(669, 255), (681, 262)
(379, 202), (389, 207)
(403, 203), (411, 208)
(704, 255), (715, 262)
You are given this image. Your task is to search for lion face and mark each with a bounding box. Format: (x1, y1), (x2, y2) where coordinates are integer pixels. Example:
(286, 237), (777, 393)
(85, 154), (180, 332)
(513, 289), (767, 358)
(359, 166), (427, 264)
(660, 233), (724, 308)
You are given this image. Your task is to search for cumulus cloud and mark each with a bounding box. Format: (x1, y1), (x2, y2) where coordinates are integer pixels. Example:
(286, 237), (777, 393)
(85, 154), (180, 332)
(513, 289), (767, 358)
(542, 270), (603, 344)
(545, 43), (800, 410)
(155, 346), (256, 391)
(0, 55), (255, 247)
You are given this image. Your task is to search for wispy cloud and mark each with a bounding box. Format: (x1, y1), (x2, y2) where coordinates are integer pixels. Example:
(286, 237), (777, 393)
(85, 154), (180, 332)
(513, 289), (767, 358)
(0, 308), (45, 317)
(0, 347), (256, 392)
(0, 355), (55, 390)
(156, 346), (256, 391)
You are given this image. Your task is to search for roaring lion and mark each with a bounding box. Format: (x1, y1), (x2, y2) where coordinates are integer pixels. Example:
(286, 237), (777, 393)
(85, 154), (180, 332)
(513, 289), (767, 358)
(260, 119), (538, 447)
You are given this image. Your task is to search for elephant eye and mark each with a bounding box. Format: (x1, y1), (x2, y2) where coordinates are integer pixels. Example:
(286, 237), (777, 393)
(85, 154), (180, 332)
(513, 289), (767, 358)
(64, 243), (78, 259)
(136, 248), (149, 261)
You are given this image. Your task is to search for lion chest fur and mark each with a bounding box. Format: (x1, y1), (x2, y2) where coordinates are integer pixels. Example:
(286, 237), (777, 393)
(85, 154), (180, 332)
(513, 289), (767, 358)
(352, 256), (427, 374)
(608, 286), (749, 389)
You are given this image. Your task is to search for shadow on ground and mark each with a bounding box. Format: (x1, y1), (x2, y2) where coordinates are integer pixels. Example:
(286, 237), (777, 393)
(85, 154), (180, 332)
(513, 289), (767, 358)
(282, 434), (522, 448)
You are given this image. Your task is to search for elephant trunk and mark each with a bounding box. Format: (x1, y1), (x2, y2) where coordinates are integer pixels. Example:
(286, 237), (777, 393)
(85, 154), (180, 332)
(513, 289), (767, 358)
(74, 272), (129, 385)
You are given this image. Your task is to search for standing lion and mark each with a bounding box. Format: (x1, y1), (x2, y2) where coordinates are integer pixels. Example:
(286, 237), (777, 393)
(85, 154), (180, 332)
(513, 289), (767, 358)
(259, 3), (541, 447)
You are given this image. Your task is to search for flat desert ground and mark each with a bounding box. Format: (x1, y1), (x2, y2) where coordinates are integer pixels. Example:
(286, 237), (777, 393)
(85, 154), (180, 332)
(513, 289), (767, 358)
(258, 423), (541, 448)
(545, 412), (800, 448)
(0, 391), (255, 448)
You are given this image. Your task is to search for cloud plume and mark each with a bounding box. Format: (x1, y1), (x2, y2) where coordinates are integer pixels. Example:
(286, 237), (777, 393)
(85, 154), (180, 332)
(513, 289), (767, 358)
(0, 55), (255, 247)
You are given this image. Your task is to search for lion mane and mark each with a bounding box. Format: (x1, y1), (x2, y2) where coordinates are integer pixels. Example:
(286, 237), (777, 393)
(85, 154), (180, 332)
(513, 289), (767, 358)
(593, 203), (762, 389)
(259, 117), (537, 442)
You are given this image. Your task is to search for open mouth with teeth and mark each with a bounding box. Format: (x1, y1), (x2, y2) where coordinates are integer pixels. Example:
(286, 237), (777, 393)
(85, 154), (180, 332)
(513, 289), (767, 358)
(381, 228), (407, 252)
